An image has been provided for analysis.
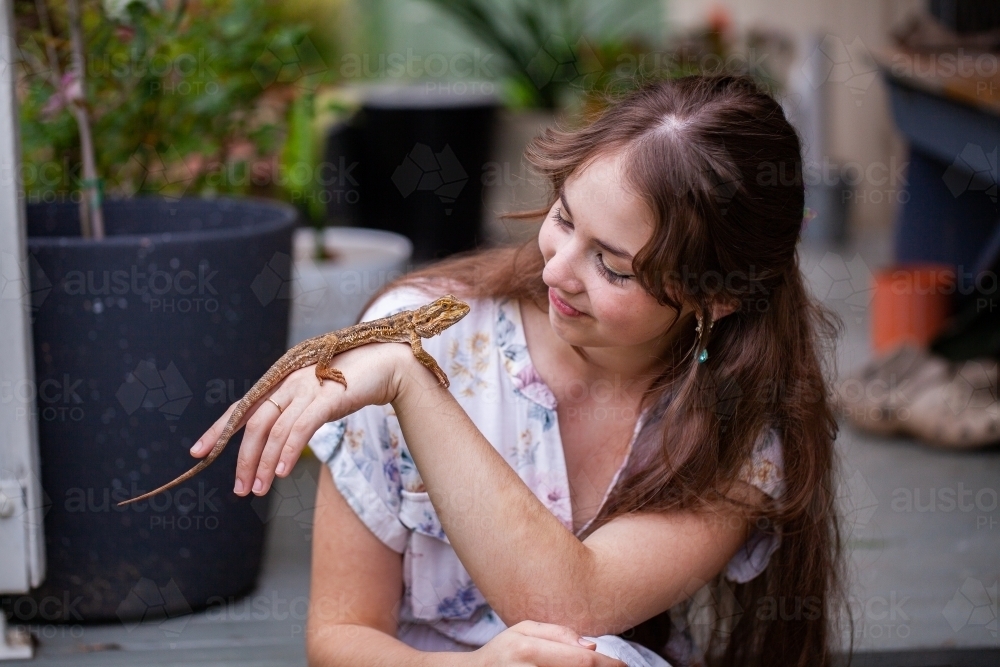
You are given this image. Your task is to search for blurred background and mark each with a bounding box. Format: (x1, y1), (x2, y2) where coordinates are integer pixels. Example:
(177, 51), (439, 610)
(0, 0), (998, 664)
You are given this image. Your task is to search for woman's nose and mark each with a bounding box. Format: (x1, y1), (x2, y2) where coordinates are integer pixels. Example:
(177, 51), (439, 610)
(543, 242), (585, 293)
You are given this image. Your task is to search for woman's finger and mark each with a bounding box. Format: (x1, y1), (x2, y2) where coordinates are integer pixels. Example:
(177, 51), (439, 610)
(252, 394), (312, 495)
(516, 635), (628, 667)
(512, 620), (589, 648)
(271, 394), (343, 484)
(189, 400), (241, 458)
(233, 393), (286, 495)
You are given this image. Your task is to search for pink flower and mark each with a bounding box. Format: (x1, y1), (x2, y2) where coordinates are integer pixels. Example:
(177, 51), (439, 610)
(41, 72), (83, 120)
(513, 364), (557, 410)
(61, 71), (83, 103)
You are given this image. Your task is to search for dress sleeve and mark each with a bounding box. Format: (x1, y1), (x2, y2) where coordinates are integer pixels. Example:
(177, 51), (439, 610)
(306, 285), (433, 554)
(309, 406), (410, 553)
(736, 426), (785, 501)
(724, 426), (785, 584)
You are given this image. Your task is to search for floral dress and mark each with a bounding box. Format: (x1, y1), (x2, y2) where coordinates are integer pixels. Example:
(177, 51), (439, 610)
(307, 285), (785, 667)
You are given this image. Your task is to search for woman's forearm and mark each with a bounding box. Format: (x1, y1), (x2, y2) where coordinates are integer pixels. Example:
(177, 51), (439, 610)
(307, 623), (468, 667)
(390, 358), (596, 628)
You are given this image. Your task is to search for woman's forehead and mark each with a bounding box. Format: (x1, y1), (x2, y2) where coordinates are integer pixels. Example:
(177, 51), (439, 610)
(562, 160), (654, 247)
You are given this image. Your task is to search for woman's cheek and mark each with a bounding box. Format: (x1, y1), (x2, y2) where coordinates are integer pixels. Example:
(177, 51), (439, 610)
(590, 300), (624, 328)
(599, 292), (664, 342)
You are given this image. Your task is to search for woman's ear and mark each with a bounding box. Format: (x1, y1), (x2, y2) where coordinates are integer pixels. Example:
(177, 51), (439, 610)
(710, 299), (741, 323)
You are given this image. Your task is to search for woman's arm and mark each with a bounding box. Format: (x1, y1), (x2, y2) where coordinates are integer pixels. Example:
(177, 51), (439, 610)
(308, 453), (629, 667)
(307, 462), (465, 667)
(197, 340), (759, 643)
(389, 353), (764, 638)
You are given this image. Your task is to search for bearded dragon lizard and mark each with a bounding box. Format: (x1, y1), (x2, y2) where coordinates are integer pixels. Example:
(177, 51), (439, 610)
(117, 294), (470, 506)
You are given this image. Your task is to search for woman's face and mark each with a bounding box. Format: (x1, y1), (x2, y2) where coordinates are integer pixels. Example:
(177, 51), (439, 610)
(538, 150), (689, 349)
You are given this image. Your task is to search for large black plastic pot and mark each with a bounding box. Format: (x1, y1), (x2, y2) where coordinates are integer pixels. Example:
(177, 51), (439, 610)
(16, 197), (296, 623)
(325, 84), (499, 264)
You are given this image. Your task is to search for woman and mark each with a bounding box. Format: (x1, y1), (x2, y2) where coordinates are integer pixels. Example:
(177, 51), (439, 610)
(191, 74), (846, 666)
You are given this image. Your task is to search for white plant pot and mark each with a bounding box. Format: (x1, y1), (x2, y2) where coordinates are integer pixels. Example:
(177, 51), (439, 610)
(288, 227), (413, 345)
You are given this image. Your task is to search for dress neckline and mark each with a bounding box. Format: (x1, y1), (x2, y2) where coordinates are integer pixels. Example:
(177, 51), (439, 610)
(501, 297), (649, 537)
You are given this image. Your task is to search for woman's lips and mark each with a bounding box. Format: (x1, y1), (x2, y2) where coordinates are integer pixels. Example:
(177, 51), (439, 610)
(549, 288), (584, 317)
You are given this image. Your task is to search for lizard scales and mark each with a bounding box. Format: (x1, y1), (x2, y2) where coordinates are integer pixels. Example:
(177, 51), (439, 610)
(117, 294), (470, 506)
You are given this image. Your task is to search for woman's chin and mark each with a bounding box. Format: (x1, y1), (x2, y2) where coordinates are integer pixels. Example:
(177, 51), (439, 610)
(548, 310), (590, 342)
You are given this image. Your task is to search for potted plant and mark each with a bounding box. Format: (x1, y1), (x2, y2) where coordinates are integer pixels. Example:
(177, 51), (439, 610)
(272, 84), (416, 344)
(8, 0), (329, 622)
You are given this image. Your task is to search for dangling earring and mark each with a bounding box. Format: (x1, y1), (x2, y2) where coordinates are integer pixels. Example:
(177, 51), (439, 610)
(695, 312), (715, 364)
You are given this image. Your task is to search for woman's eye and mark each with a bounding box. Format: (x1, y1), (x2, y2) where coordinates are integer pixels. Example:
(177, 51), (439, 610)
(553, 208), (572, 229)
(596, 255), (631, 286)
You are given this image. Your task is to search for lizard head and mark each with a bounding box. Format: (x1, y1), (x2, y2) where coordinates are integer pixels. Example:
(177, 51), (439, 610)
(412, 294), (470, 337)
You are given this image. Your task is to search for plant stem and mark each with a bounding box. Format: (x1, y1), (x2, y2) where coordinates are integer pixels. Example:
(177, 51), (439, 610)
(66, 0), (104, 239)
(33, 0), (61, 77)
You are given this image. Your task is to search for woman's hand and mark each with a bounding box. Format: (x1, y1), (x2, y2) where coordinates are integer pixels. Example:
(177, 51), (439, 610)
(189, 342), (414, 498)
(468, 621), (627, 667)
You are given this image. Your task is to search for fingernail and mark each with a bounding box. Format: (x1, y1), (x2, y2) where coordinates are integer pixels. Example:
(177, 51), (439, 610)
(190, 440), (201, 454)
(252, 478), (263, 494)
(234, 478), (244, 494)
(578, 638), (596, 648)
(276, 461), (286, 475)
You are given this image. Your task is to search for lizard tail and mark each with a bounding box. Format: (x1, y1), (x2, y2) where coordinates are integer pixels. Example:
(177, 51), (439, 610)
(116, 407), (245, 507)
(115, 350), (310, 507)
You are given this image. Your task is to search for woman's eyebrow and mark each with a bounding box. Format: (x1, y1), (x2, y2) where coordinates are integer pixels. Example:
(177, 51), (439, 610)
(559, 190), (635, 261)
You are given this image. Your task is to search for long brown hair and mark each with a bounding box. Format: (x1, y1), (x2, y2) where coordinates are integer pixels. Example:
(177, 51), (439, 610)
(359, 74), (847, 667)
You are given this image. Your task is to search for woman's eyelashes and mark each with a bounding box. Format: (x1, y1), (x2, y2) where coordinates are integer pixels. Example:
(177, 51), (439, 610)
(595, 254), (631, 286)
(552, 208), (632, 286)
(553, 206), (572, 229)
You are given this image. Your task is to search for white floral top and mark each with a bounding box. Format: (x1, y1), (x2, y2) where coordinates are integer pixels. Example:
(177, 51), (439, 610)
(307, 284), (785, 665)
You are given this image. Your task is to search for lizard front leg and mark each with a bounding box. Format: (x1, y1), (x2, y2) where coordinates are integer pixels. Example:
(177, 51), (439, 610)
(409, 329), (449, 388)
(315, 345), (348, 389)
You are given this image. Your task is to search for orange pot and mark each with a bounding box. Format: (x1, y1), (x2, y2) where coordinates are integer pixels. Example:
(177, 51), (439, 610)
(872, 263), (955, 354)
